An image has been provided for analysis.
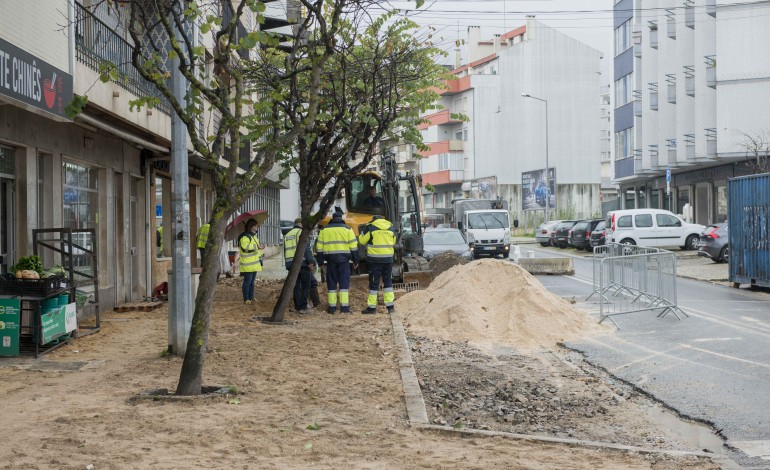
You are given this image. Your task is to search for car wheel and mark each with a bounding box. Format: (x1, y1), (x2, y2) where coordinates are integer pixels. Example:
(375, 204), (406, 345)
(585, 245), (593, 252)
(686, 234), (699, 251)
(719, 245), (729, 263)
(540, 242), (549, 247)
(620, 238), (636, 246)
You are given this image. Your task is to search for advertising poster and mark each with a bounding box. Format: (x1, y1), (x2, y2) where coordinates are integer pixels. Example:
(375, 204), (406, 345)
(0, 298), (21, 357)
(522, 168), (556, 211)
(467, 176), (498, 200)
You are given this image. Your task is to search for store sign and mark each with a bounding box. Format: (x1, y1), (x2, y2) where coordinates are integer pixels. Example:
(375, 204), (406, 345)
(41, 303), (77, 345)
(0, 37), (73, 119)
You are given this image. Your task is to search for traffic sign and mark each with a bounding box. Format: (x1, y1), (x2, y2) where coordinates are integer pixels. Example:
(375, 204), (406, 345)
(666, 168), (671, 182)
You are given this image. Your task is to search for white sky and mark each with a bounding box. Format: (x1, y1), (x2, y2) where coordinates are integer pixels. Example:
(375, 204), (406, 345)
(381, 0), (615, 83)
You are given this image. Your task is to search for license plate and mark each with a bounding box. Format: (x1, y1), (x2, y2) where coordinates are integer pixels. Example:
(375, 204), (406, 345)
(483, 246), (496, 251)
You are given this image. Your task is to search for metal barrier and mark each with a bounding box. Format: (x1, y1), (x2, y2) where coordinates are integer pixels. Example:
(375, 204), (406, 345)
(588, 244), (687, 328)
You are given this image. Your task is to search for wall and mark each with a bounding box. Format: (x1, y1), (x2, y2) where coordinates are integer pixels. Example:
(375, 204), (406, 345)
(0, 0), (70, 72)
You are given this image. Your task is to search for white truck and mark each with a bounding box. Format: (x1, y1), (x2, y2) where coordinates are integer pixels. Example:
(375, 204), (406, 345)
(451, 198), (511, 259)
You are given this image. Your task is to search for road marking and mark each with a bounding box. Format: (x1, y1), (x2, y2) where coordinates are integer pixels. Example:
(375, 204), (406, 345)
(681, 306), (770, 338)
(691, 338), (743, 342)
(678, 343), (770, 369)
(729, 440), (770, 460)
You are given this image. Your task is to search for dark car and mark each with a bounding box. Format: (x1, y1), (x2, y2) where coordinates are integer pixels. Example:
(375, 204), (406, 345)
(280, 220), (295, 236)
(569, 219), (603, 251)
(553, 220), (579, 248)
(697, 223), (729, 263)
(589, 220), (607, 250)
(422, 228), (473, 261)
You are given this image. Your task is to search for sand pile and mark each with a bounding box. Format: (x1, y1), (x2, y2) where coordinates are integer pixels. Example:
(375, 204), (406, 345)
(428, 251), (470, 278)
(397, 259), (610, 350)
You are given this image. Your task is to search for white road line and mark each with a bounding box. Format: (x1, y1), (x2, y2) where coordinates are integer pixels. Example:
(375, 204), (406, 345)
(678, 343), (770, 369)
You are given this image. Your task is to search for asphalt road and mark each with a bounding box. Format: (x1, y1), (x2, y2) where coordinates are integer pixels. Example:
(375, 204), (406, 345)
(525, 246), (770, 468)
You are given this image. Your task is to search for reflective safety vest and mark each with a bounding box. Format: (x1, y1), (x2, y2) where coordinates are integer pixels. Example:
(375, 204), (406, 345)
(358, 218), (396, 263)
(196, 224), (210, 249)
(316, 222), (358, 264)
(157, 227), (163, 255)
(284, 227), (301, 263)
(239, 232), (263, 273)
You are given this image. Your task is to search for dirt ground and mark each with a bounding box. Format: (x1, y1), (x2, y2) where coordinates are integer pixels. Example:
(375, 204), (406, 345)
(0, 274), (721, 469)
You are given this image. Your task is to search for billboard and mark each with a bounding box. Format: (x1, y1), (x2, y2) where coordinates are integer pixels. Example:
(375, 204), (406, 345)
(461, 176), (498, 200)
(522, 168), (555, 211)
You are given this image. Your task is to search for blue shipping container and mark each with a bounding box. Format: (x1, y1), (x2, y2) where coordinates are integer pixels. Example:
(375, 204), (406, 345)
(728, 173), (770, 288)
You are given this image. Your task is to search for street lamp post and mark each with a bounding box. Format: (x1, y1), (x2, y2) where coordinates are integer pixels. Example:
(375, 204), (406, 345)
(522, 93), (550, 222)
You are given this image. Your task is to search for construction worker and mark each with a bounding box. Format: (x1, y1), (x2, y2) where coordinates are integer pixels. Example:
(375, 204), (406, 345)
(358, 215), (396, 314)
(196, 223), (210, 259)
(284, 218), (317, 314)
(316, 211), (359, 314)
(238, 219), (263, 304)
(156, 225), (163, 258)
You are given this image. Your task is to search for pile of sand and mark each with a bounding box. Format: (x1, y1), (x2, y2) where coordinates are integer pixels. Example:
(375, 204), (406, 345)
(397, 259), (610, 351)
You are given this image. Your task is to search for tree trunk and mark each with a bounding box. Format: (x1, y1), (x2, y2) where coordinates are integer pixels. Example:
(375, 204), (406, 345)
(175, 217), (227, 395)
(270, 227), (313, 323)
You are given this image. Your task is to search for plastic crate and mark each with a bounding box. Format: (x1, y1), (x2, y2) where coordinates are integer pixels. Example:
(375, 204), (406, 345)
(0, 273), (64, 297)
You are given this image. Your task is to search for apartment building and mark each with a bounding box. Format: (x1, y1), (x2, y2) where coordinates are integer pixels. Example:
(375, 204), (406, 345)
(613, 0), (770, 224)
(418, 19), (603, 227)
(0, 0), (290, 311)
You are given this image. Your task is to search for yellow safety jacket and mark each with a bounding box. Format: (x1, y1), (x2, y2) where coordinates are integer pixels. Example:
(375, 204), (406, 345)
(239, 232), (263, 273)
(156, 227), (163, 255)
(316, 222), (359, 264)
(196, 224), (210, 249)
(358, 218), (396, 263)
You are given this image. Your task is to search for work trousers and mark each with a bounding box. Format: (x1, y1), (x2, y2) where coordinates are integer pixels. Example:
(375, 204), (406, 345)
(242, 271), (256, 302)
(367, 262), (394, 309)
(326, 261), (351, 312)
(293, 266), (312, 310)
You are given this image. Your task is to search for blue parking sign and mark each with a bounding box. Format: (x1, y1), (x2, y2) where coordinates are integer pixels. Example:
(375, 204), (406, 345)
(666, 168), (671, 182)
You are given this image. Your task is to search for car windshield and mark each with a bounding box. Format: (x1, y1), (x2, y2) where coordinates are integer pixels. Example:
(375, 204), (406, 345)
(468, 212), (509, 229)
(594, 221), (605, 231)
(424, 230), (466, 245)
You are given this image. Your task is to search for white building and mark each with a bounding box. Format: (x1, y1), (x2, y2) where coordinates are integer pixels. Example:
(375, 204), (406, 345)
(613, 0), (770, 224)
(418, 19), (603, 227)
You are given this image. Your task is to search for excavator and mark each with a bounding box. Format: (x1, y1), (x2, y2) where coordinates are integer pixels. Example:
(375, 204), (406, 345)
(318, 154), (433, 289)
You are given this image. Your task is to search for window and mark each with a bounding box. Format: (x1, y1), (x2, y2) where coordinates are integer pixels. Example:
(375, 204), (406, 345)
(615, 128), (634, 159)
(455, 130), (463, 141)
(615, 73), (633, 106)
(463, 128), (468, 141)
(635, 214), (653, 227)
(62, 161), (99, 267)
(617, 215), (632, 228)
(615, 20), (632, 56)
(656, 214), (681, 227)
(422, 194), (433, 209)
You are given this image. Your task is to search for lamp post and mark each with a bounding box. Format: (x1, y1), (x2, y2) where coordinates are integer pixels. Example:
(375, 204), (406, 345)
(522, 93), (550, 222)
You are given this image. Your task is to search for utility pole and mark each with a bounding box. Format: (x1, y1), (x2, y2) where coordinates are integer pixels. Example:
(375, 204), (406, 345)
(169, 0), (192, 355)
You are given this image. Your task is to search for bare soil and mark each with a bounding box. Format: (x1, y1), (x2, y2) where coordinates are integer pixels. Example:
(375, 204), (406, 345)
(0, 272), (720, 469)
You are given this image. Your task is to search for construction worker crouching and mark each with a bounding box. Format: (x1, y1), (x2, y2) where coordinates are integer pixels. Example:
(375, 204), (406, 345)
(358, 215), (396, 314)
(316, 211), (359, 314)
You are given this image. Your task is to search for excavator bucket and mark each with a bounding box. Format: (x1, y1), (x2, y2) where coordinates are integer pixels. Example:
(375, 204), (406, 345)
(349, 270), (434, 292)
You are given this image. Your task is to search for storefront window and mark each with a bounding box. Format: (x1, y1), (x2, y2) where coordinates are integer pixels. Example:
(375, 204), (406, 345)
(650, 191), (659, 209)
(62, 161), (99, 268)
(677, 188), (689, 216)
(716, 185), (727, 223)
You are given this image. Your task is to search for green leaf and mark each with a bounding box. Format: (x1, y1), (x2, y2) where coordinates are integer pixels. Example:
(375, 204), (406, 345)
(304, 442), (313, 450)
(228, 398), (241, 404)
(200, 22), (210, 34)
(306, 422), (321, 431)
(452, 420), (463, 429)
(65, 95), (89, 119)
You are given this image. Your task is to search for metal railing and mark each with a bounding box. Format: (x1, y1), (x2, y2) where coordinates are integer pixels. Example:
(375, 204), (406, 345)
(588, 243), (686, 328)
(74, 2), (170, 114)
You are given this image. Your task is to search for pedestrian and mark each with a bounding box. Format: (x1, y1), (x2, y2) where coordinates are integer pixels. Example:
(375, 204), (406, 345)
(284, 218), (317, 314)
(196, 222), (210, 260)
(238, 218), (264, 304)
(358, 215), (396, 314)
(316, 211), (359, 314)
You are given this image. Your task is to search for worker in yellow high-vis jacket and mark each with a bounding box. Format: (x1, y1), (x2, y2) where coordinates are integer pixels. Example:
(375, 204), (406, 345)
(196, 223), (210, 259)
(238, 219), (264, 304)
(358, 215), (396, 314)
(316, 211), (359, 314)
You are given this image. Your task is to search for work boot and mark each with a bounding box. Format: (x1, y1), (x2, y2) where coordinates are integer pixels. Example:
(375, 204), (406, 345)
(387, 306), (394, 314)
(340, 307), (350, 314)
(327, 307), (336, 314)
(361, 307), (376, 315)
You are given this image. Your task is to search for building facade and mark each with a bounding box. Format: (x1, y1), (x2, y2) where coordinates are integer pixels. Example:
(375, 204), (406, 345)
(613, 0), (770, 223)
(418, 19), (603, 228)
(0, 0), (289, 313)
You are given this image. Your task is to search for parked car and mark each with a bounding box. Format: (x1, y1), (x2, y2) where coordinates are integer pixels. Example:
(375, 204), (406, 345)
(589, 220), (607, 250)
(697, 223), (729, 263)
(280, 219), (295, 236)
(605, 209), (705, 250)
(569, 219), (603, 251)
(553, 220), (579, 248)
(535, 220), (563, 247)
(422, 228), (474, 261)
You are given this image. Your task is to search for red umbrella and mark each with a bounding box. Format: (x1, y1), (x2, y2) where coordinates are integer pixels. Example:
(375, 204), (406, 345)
(224, 210), (269, 241)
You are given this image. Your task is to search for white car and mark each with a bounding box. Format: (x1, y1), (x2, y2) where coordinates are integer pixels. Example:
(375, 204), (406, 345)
(605, 209), (705, 250)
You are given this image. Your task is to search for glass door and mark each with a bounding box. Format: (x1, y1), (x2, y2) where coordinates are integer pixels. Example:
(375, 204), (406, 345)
(0, 178), (15, 274)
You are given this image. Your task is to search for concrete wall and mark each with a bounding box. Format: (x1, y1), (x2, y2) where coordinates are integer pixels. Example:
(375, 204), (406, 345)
(0, 0), (70, 72)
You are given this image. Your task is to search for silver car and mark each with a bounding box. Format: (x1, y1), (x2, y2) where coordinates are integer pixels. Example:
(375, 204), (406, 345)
(422, 228), (473, 261)
(535, 220), (563, 247)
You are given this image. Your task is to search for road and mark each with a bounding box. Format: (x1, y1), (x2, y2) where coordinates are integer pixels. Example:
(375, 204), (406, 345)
(525, 246), (770, 468)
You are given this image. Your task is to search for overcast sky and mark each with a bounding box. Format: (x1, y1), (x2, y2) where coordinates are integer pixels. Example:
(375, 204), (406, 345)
(381, 0), (615, 83)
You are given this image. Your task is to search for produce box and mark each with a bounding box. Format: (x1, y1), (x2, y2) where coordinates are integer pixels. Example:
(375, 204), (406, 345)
(0, 299), (21, 356)
(0, 273), (64, 297)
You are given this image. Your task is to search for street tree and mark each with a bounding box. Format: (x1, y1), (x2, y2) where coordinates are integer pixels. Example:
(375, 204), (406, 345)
(739, 131), (770, 175)
(70, 0), (367, 395)
(248, 12), (448, 322)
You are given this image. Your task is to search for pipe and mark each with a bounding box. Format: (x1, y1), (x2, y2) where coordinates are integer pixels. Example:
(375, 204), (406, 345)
(68, 0), (76, 89)
(76, 113), (170, 154)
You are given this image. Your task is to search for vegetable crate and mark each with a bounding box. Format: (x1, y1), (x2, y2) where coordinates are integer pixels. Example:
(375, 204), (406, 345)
(0, 274), (64, 297)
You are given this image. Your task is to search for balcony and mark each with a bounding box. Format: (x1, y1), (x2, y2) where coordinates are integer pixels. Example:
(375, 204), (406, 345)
(666, 74), (676, 104)
(685, 0), (695, 28)
(705, 128), (717, 158)
(433, 75), (472, 96)
(421, 170), (465, 186)
(417, 110), (464, 130)
(706, 0), (716, 17)
(649, 82), (658, 111)
(667, 139), (677, 164)
(633, 29), (642, 58)
(684, 134), (696, 160)
(75, 1), (170, 114)
(666, 10), (676, 39)
(684, 66), (695, 97)
(633, 90), (642, 117)
(649, 23), (658, 49)
(419, 140), (464, 157)
(705, 56), (717, 88)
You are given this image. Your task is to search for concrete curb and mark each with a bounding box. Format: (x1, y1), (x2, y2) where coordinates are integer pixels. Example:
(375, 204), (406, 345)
(389, 309), (429, 425)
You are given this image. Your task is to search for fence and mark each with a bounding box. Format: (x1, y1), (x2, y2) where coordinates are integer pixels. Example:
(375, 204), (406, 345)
(588, 244), (686, 328)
